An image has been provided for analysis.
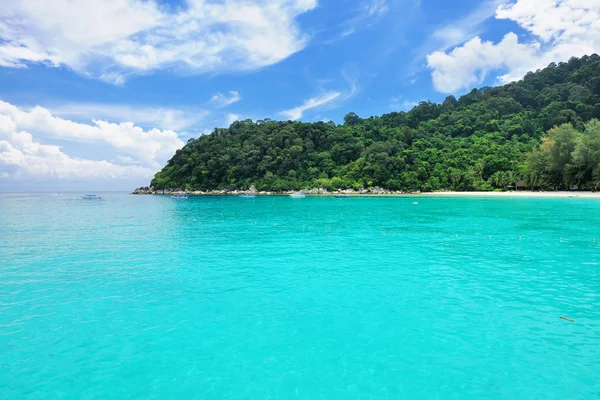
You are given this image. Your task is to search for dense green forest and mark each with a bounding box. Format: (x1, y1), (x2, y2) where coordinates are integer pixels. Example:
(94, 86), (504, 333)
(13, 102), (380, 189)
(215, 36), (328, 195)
(151, 55), (600, 192)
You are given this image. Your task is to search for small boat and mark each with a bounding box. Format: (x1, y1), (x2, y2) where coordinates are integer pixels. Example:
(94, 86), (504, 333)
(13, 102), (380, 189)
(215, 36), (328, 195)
(240, 193), (256, 198)
(334, 195), (350, 198)
(82, 194), (101, 199)
(289, 190), (306, 198)
(412, 201), (419, 205)
(170, 194), (188, 199)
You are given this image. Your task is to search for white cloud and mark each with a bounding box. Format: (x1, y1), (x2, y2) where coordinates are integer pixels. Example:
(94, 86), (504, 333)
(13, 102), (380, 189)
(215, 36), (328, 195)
(0, 0), (316, 81)
(390, 97), (418, 110)
(496, 0), (600, 42)
(0, 101), (184, 183)
(427, 33), (540, 93)
(402, 100), (418, 110)
(0, 119), (154, 182)
(210, 91), (241, 108)
(225, 113), (241, 125)
(365, 0), (389, 18)
(280, 92), (342, 121)
(322, 0), (389, 44)
(0, 130), (153, 181)
(49, 103), (208, 131)
(427, 0), (600, 93)
(280, 75), (359, 120)
(427, 0), (503, 52)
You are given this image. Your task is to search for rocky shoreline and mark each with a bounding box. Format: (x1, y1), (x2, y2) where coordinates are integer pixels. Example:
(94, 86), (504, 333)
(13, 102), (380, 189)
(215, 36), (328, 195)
(131, 186), (600, 198)
(131, 185), (408, 196)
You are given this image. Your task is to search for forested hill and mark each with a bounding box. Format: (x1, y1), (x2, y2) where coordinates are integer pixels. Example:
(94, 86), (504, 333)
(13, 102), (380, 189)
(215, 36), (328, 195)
(151, 54), (600, 192)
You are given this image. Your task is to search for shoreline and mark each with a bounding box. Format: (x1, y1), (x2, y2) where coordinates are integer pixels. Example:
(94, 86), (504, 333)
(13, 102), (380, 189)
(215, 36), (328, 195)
(412, 191), (600, 198)
(134, 190), (600, 199)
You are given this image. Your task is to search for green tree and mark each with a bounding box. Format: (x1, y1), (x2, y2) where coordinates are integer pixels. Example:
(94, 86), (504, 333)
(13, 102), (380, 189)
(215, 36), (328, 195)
(148, 55), (600, 193)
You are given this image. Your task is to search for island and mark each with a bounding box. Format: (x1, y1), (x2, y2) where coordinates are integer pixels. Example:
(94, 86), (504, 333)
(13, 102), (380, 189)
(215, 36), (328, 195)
(135, 55), (600, 196)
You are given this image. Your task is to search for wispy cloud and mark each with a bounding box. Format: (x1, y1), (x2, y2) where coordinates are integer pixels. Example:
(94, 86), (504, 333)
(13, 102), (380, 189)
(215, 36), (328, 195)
(429, 0), (502, 52)
(49, 103), (208, 131)
(0, 0), (317, 83)
(412, 0), (502, 67)
(225, 113), (241, 125)
(280, 74), (360, 120)
(280, 92), (342, 121)
(210, 91), (241, 108)
(322, 0), (390, 44)
(365, 0), (389, 18)
(390, 97), (418, 111)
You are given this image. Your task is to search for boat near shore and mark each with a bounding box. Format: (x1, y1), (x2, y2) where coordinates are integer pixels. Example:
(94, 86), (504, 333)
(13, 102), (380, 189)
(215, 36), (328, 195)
(170, 194), (188, 199)
(82, 194), (101, 200)
(290, 190), (306, 198)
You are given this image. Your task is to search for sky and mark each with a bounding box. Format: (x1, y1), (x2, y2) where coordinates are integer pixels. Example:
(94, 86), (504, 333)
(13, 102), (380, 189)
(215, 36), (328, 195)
(1, 0), (600, 191)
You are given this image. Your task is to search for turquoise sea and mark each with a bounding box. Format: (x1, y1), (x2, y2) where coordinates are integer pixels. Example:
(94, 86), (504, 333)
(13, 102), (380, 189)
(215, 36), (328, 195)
(1, 193), (599, 399)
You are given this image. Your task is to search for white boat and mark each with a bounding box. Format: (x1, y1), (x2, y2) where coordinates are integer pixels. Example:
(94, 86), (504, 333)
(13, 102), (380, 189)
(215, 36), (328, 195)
(240, 193), (256, 198)
(170, 194), (188, 199)
(289, 190), (306, 198)
(82, 194), (101, 199)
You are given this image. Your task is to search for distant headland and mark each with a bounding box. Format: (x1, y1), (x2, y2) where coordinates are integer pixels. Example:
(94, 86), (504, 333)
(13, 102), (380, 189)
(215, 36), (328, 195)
(145, 55), (600, 195)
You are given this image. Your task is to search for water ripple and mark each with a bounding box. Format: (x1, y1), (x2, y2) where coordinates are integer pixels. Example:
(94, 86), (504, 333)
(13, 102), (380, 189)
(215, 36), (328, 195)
(1, 194), (599, 399)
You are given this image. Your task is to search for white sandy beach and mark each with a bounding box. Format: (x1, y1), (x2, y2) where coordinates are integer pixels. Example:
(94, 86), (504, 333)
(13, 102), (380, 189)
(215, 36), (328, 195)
(416, 191), (600, 198)
(135, 188), (600, 198)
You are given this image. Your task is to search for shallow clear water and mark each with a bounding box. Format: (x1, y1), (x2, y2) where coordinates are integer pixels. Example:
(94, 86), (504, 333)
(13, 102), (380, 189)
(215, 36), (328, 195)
(1, 193), (600, 399)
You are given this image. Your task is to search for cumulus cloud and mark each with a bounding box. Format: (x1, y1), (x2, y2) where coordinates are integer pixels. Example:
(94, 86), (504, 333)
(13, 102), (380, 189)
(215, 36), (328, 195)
(0, 0), (316, 82)
(427, 0), (600, 93)
(0, 101), (184, 183)
(210, 91), (241, 108)
(0, 127), (153, 181)
(496, 0), (600, 41)
(428, 33), (541, 93)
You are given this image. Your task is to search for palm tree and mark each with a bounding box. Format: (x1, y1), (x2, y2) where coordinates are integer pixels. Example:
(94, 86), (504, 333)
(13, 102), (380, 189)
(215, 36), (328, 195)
(526, 170), (542, 188)
(505, 171), (516, 189)
(475, 159), (486, 180)
(497, 171), (508, 189)
(450, 169), (462, 188)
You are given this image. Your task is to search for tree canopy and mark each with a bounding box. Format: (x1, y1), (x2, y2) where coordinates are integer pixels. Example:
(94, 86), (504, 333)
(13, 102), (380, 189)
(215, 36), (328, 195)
(151, 55), (600, 192)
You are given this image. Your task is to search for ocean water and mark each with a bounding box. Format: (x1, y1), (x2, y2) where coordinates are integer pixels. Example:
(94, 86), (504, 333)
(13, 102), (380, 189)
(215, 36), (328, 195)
(1, 193), (599, 399)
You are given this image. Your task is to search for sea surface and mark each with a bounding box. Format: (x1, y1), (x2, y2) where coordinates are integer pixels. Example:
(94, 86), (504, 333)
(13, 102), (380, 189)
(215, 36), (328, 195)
(1, 193), (599, 399)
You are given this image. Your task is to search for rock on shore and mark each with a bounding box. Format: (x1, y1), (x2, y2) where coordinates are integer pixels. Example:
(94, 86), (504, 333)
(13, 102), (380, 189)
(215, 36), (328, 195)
(131, 186), (406, 195)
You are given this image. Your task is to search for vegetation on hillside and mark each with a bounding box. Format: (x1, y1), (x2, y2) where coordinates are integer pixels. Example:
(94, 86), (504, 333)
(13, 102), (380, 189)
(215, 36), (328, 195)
(151, 54), (600, 192)
(526, 121), (600, 190)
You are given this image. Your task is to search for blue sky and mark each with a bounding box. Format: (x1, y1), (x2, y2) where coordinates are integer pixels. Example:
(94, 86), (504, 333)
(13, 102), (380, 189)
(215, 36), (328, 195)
(1, 0), (599, 190)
